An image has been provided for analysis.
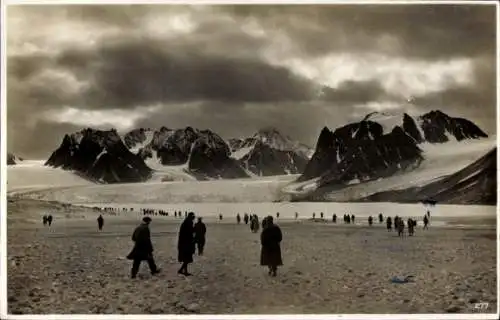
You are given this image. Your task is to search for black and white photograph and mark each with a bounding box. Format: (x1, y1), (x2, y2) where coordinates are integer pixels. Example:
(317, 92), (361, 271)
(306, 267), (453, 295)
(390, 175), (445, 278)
(2, 0), (498, 316)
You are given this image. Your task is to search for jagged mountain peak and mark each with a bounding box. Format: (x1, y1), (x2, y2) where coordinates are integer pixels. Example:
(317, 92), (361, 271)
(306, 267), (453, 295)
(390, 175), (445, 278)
(363, 111), (401, 121)
(45, 127), (152, 183)
(417, 109), (488, 143)
(253, 127), (289, 144)
(226, 127), (314, 176)
(358, 111), (407, 136)
(251, 127), (310, 153)
(256, 126), (282, 136)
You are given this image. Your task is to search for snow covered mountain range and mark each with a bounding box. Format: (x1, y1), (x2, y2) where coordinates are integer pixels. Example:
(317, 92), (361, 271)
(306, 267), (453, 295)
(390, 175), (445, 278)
(44, 126), (313, 182)
(301, 110), (488, 184)
(284, 110), (493, 204)
(37, 109), (494, 204)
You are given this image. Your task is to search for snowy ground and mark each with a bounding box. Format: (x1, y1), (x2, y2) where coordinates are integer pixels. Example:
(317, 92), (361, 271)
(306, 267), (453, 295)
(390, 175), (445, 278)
(7, 198), (497, 314)
(7, 160), (93, 194)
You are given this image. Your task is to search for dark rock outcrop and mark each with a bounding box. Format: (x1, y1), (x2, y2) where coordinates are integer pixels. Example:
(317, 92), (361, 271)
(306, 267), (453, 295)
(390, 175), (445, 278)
(123, 128), (152, 149)
(154, 127), (199, 165)
(300, 119), (401, 183)
(359, 148), (496, 205)
(188, 133), (249, 179)
(402, 113), (424, 143)
(240, 141), (309, 176)
(228, 138), (248, 152)
(230, 127), (313, 176)
(45, 128), (153, 183)
(419, 110), (488, 143)
(304, 126), (424, 190)
(7, 153), (19, 165)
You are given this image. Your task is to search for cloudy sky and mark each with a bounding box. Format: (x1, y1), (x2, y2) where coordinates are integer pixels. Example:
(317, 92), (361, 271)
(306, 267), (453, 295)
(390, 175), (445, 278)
(7, 3), (497, 159)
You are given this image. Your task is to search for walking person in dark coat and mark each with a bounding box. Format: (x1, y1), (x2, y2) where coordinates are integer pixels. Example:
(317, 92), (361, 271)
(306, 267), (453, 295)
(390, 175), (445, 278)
(178, 212), (196, 276)
(244, 213), (249, 225)
(236, 214), (241, 224)
(408, 218), (415, 236)
(386, 216), (392, 231)
(194, 217), (207, 255)
(379, 213), (384, 223)
(97, 215), (104, 231)
(127, 217), (160, 279)
(332, 214), (337, 223)
(397, 219), (405, 238)
(42, 215), (48, 226)
(250, 215), (260, 233)
(423, 215), (429, 230)
(47, 215), (53, 226)
(260, 216), (283, 277)
(368, 216), (373, 226)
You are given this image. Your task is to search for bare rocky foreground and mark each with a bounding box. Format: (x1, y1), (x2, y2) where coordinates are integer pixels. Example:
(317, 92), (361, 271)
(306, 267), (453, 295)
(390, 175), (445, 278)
(7, 199), (497, 314)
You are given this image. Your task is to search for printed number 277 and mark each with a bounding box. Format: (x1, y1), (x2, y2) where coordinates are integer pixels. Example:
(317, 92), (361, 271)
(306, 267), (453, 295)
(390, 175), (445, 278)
(474, 302), (489, 311)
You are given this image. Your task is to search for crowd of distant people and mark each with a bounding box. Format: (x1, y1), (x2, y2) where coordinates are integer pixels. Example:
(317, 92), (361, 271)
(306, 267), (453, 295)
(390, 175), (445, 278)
(42, 205), (432, 278)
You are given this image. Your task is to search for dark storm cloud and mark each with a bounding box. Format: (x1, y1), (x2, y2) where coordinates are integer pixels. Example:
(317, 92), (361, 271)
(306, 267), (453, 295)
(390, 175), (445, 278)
(8, 37), (315, 111)
(83, 39), (316, 108)
(320, 80), (390, 105)
(223, 5), (496, 60)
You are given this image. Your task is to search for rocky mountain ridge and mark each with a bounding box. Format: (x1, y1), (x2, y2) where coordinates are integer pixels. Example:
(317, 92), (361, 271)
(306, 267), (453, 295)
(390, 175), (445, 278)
(42, 109), (489, 186)
(45, 128), (153, 183)
(297, 110), (489, 194)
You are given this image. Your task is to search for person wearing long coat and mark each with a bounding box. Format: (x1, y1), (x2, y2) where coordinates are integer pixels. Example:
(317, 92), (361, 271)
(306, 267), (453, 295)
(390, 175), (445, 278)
(127, 217), (160, 279)
(194, 217), (207, 255)
(177, 212), (196, 276)
(386, 216), (392, 231)
(260, 216), (283, 277)
(97, 215), (104, 231)
(250, 215), (260, 233)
